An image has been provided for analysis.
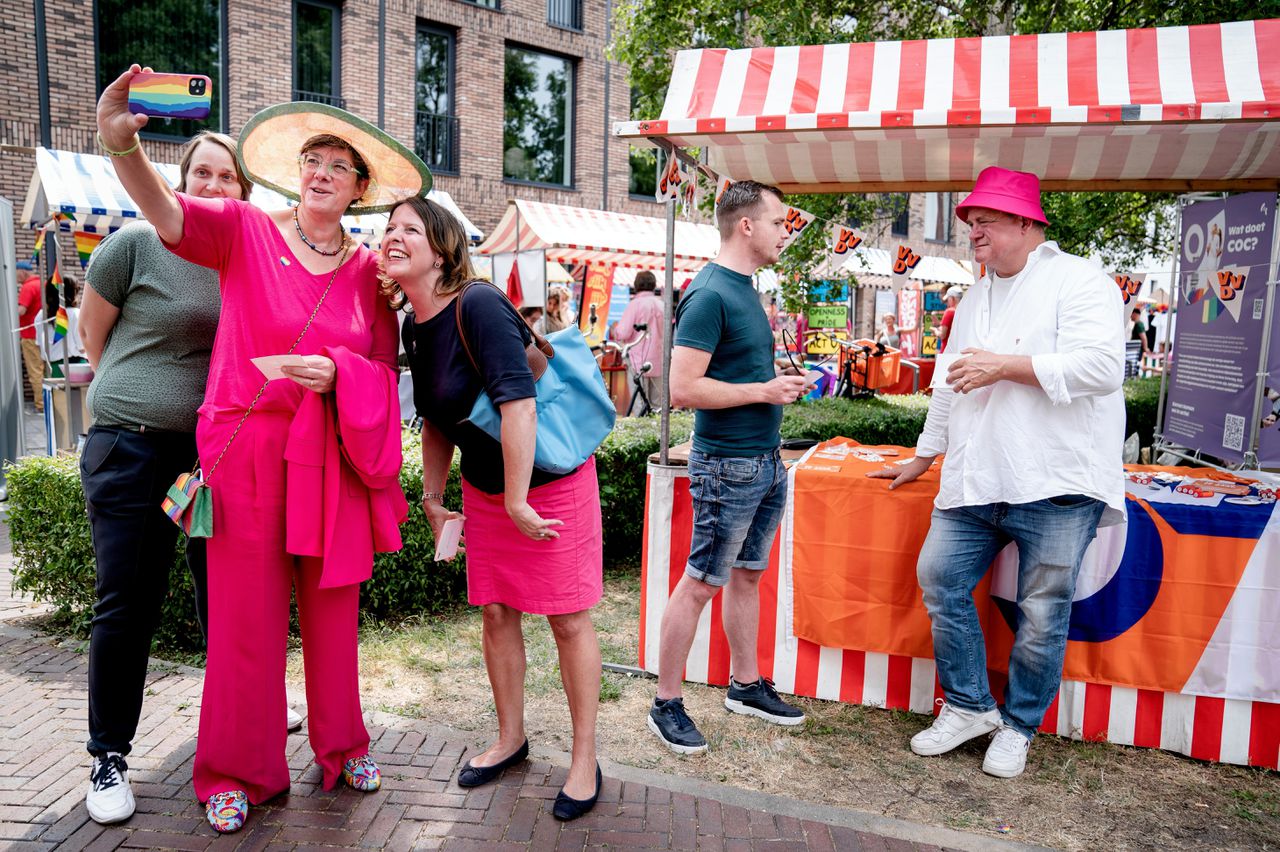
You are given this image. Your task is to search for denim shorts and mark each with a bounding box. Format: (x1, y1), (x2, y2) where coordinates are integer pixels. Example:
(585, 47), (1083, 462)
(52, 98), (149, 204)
(684, 448), (787, 587)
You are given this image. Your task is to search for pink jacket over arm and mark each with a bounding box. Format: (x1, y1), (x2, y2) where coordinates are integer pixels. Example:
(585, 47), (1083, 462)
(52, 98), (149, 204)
(284, 346), (409, 588)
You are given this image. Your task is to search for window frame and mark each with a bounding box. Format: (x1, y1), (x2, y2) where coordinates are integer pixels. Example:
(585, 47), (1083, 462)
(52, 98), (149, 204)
(890, 193), (910, 238)
(501, 43), (576, 190)
(94, 0), (227, 140)
(292, 0), (343, 107)
(924, 192), (953, 243)
(546, 0), (583, 32)
(414, 22), (459, 175)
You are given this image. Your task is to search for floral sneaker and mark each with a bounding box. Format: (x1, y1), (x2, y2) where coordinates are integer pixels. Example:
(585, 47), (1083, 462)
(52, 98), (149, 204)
(205, 790), (248, 833)
(342, 754), (381, 792)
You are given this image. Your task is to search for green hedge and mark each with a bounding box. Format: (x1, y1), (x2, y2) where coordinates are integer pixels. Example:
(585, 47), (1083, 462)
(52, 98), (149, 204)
(1123, 376), (1163, 451)
(5, 386), (1151, 653)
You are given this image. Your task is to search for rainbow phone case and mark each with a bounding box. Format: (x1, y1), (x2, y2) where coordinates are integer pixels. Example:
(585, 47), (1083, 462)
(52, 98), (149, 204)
(127, 72), (212, 120)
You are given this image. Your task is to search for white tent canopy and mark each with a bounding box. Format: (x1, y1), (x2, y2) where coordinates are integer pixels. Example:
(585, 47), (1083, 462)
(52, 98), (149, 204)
(21, 147), (484, 245)
(477, 199), (719, 272)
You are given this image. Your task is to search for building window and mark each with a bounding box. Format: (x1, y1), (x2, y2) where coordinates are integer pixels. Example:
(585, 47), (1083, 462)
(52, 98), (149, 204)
(503, 46), (573, 187)
(889, 193), (910, 237)
(925, 192), (952, 242)
(416, 24), (458, 174)
(294, 0), (343, 107)
(459, 0), (499, 9)
(629, 146), (657, 199)
(547, 0), (582, 31)
(95, 0), (222, 138)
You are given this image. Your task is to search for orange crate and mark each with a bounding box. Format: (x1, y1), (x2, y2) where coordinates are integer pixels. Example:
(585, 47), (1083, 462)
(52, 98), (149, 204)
(848, 338), (901, 389)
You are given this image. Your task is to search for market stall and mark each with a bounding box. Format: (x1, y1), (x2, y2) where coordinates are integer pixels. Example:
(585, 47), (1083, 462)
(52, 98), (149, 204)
(640, 440), (1280, 769)
(617, 17), (1280, 767)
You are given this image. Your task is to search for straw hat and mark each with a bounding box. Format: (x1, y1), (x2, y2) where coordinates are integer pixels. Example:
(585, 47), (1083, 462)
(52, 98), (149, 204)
(237, 102), (432, 214)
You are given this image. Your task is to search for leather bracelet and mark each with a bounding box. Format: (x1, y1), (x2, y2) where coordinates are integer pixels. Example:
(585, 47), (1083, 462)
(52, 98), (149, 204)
(423, 491), (444, 503)
(97, 132), (140, 158)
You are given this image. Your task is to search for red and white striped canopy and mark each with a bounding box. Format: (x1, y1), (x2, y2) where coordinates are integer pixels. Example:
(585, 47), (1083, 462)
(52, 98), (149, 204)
(477, 199), (719, 271)
(615, 19), (1280, 192)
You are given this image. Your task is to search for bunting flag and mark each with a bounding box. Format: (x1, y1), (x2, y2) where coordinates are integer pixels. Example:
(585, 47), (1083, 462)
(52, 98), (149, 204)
(680, 173), (697, 216)
(890, 243), (922, 292)
(505, 258), (524, 308)
(52, 307), (69, 344)
(656, 151), (689, 203)
(31, 229), (45, 265)
(778, 205), (815, 255)
(712, 175), (733, 214)
(827, 223), (865, 272)
(1114, 273), (1146, 306)
(50, 262), (66, 343)
(74, 231), (104, 268)
(1214, 265), (1250, 322)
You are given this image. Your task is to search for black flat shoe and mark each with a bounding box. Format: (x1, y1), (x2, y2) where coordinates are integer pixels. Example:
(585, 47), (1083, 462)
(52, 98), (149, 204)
(457, 739), (529, 788)
(552, 763), (601, 821)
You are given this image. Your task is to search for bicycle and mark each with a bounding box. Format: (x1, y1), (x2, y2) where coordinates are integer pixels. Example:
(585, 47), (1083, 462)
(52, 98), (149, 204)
(595, 323), (655, 417)
(802, 330), (898, 399)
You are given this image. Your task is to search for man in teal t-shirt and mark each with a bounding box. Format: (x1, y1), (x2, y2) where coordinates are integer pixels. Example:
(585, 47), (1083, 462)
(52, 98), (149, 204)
(647, 181), (810, 755)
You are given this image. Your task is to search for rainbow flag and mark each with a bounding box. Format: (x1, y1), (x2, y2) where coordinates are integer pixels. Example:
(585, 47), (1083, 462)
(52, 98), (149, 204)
(52, 307), (68, 343)
(74, 231), (103, 268)
(31, 229), (44, 264)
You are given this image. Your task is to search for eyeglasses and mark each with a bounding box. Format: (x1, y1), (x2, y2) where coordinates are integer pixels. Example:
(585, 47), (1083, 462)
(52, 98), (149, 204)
(297, 154), (362, 179)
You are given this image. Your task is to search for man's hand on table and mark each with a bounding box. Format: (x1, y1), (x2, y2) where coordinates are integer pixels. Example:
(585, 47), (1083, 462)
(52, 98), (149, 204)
(866, 454), (936, 489)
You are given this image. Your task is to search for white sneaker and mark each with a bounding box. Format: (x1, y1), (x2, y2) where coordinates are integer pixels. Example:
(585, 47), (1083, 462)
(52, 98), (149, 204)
(86, 753), (135, 824)
(910, 702), (1002, 756)
(983, 726), (1031, 778)
(287, 706), (303, 733)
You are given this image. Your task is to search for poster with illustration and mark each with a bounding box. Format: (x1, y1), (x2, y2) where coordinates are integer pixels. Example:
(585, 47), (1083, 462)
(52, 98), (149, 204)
(1163, 193), (1275, 462)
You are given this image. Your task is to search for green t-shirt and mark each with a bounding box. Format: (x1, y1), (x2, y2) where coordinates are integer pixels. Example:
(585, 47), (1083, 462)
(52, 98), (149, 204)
(674, 262), (781, 457)
(85, 223), (220, 432)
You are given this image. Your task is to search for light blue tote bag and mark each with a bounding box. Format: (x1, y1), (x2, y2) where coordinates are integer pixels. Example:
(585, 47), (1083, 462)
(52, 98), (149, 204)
(456, 283), (616, 474)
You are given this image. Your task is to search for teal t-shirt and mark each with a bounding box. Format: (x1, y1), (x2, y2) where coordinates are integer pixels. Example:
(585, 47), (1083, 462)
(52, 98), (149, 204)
(674, 263), (781, 457)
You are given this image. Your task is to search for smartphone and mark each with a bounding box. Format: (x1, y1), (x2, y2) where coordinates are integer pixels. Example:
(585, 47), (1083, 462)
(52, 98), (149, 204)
(127, 72), (212, 120)
(434, 518), (464, 561)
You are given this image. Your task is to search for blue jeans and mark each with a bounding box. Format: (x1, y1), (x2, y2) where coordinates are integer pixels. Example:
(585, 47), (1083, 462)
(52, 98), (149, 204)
(917, 496), (1105, 739)
(684, 448), (787, 587)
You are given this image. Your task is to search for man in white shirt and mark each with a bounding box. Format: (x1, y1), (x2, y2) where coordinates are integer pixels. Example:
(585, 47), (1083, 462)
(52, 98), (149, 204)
(870, 166), (1125, 779)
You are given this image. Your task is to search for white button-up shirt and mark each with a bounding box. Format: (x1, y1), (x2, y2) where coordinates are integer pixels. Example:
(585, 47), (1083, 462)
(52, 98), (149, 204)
(916, 241), (1127, 526)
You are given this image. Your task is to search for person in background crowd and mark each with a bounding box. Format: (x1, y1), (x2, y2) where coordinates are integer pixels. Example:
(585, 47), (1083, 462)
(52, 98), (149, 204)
(389, 195), (605, 822)
(611, 270), (666, 410)
(535, 284), (573, 335)
(18, 262), (44, 412)
(99, 66), (413, 833)
(870, 165), (1124, 779)
(937, 285), (963, 352)
(518, 305), (544, 330)
(1127, 307), (1151, 355)
(876, 312), (917, 349)
(648, 180), (809, 756)
(38, 274), (87, 369)
(77, 131), (256, 827)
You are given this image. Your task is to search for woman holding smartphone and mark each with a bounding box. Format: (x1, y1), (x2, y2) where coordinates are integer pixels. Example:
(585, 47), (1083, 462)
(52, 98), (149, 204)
(386, 195), (605, 822)
(97, 65), (425, 834)
(77, 130), (253, 827)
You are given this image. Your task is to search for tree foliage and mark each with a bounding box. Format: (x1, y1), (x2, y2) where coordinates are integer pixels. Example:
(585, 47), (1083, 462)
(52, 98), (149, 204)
(612, 0), (1280, 300)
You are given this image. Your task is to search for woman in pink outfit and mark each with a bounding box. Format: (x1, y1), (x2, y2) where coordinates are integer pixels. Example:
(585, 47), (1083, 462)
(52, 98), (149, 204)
(386, 196), (604, 822)
(97, 66), (429, 834)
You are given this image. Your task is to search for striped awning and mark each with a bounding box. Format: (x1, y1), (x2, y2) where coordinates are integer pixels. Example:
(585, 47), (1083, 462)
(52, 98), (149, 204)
(477, 199), (719, 272)
(21, 148), (483, 244)
(615, 19), (1280, 192)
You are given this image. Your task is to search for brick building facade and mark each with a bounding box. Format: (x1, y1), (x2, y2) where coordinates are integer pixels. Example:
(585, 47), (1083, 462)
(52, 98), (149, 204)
(1, 0), (656, 274)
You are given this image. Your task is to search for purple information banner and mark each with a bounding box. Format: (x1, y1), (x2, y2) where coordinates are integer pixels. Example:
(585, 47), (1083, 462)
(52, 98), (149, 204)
(1164, 192), (1276, 462)
(1260, 262), (1280, 465)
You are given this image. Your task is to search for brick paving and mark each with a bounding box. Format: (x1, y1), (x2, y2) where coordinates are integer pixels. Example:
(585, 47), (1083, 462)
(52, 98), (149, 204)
(0, 513), (1030, 852)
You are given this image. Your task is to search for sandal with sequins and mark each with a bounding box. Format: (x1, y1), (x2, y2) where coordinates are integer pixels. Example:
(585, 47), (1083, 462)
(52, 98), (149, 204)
(342, 754), (381, 792)
(205, 789), (248, 833)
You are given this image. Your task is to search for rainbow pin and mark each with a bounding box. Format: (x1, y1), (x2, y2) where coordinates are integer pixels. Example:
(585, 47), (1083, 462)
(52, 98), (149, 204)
(279, 256), (291, 267)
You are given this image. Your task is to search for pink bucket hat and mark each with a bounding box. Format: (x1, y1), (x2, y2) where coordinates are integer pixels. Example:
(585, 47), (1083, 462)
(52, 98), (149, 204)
(955, 166), (1049, 226)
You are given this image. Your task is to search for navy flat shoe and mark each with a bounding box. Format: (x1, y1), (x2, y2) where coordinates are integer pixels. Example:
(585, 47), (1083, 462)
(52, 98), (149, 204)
(552, 763), (601, 821)
(457, 739), (529, 788)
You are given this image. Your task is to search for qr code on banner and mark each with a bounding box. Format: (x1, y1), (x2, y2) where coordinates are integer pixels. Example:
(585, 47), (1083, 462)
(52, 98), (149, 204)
(1224, 413), (1245, 452)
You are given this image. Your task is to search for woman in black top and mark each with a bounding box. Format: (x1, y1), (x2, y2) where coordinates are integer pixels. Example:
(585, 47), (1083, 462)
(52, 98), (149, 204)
(384, 195), (604, 821)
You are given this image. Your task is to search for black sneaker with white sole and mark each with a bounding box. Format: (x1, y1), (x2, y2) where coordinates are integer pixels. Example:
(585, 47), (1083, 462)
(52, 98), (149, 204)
(724, 677), (805, 725)
(648, 697), (709, 755)
(86, 753), (135, 824)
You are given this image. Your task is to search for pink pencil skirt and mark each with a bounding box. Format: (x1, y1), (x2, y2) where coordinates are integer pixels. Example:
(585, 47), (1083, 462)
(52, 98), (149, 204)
(461, 456), (603, 615)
